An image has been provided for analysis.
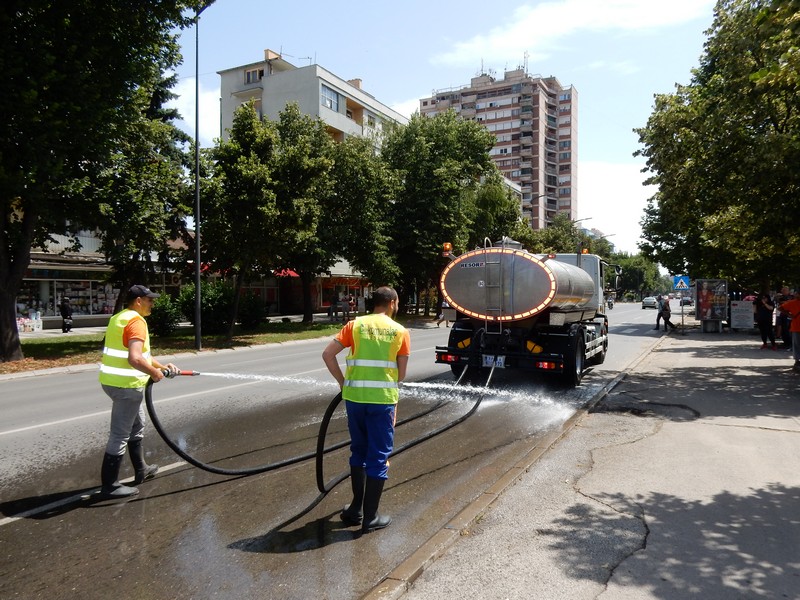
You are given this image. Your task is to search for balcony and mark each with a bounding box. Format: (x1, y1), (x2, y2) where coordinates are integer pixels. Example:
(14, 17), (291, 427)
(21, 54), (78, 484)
(231, 80), (263, 97)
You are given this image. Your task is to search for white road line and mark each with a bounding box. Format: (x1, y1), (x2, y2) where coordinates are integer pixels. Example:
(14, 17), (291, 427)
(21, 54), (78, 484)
(0, 461), (187, 528)
(0, 344), (438, 437)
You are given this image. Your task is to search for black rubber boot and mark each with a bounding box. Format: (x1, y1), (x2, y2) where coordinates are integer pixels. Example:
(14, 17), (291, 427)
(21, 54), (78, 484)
(341, 466), (366, 525)
(128, 439), (159, 485)
(101, 453), (139, 498)
(361, 477), (391, 533)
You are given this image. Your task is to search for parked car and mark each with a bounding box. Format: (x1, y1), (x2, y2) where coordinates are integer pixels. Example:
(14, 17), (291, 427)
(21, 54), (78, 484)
(680, 296), (694, 306)
(642, 296), (658, 309)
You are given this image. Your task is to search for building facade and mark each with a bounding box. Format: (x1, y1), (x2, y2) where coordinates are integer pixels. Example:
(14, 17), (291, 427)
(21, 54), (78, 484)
(218, 49), (408, 143)
(420, 70), (577, 230)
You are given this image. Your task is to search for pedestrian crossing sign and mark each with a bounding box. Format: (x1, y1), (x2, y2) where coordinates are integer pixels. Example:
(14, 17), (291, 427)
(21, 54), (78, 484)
(673, 275), (690, 290)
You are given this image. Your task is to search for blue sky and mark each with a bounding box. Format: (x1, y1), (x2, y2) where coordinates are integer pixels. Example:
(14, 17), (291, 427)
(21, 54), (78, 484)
(169, 0), (717, 254)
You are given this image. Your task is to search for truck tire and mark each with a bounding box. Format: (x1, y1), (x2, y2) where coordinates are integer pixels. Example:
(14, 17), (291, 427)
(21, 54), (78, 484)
(589, 325), (607, 366)
(563, 330), (585, 387)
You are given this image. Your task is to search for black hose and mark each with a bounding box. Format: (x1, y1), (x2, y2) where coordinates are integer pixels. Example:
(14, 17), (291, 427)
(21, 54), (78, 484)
(314, 362), (494, 494)
(145, 327), (494, 493)
(144, 377), (454, 479)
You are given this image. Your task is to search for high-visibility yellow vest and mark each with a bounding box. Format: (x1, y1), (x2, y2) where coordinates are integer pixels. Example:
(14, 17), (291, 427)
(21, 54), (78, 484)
(98, 309), (151, 388)
(343, 314), (407, 404)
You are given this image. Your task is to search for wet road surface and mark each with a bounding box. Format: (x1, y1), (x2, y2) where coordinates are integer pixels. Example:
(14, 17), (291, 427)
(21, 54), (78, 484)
(1, 313), (653, 599)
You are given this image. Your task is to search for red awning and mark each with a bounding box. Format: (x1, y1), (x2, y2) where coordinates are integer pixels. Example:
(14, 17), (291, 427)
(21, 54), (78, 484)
(274, 268), (300, 278)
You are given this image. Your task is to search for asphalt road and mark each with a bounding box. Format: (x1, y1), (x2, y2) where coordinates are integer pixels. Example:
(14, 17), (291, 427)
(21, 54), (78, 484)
(0, 304), (661, 599)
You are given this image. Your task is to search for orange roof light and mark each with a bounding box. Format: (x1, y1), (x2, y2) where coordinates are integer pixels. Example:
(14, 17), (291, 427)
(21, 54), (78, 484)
(581, 248), (589, 254)
(442, 242), (453, 257)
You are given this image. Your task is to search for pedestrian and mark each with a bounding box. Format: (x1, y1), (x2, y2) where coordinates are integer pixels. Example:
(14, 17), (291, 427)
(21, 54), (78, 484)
(653, 295), (664, 330)
(753, 292), (777, 350)
(321, 286), (411, 533)
(775, 286), (792, 349)
(59, 297), (73, 333)
(98, 285), (179, 498)
(340, 295), (351, 322)
(778, 290), (800, 371)
(662, 298), (677, 331)
(330, 292), (339, 322)
(436, 299), (450, 327)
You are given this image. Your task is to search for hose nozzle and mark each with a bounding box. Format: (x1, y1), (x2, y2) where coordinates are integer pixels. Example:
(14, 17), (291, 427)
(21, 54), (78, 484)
(161, 369), (200, 378)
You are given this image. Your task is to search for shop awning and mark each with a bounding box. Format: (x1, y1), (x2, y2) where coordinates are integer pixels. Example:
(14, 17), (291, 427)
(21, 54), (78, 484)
(274, 268), (300, 278)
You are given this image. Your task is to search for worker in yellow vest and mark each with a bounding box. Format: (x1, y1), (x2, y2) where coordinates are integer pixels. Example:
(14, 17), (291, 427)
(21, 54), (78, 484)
(98, 285), (179, 498)
(322, 286), (410, 533)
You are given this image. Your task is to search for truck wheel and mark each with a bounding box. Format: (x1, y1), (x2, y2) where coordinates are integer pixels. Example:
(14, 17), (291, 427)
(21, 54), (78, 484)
(589, 326), (607, 365)
(563, 333), (585, 387)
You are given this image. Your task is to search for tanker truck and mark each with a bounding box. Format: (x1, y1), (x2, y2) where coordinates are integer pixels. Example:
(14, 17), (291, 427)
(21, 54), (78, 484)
(434, 237), (618, 386)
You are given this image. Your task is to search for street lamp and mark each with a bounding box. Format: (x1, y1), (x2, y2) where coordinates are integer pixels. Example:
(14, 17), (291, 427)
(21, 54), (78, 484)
(193, 4), (210, 351)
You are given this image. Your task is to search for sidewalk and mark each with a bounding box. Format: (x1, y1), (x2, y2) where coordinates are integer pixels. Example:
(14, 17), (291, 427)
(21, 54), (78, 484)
(375, 330), (800, 600)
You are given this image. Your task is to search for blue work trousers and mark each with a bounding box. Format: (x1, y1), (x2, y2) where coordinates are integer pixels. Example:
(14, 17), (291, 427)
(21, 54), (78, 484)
(345, 400), (396, 480)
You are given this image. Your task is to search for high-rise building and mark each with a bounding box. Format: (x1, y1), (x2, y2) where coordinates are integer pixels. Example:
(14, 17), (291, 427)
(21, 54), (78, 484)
(218, 49), (408, 143)
(420, 69), (577, 230)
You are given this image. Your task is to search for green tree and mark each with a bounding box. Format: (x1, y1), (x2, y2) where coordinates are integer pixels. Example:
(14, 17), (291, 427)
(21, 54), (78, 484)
(92, 71), (192, 312)
(327, 136), (400, 286)
(466, 170), (533, 250)
(612, 252), (662, 300)
(636, 0), (800, 290)
(270, 104), (335, 324)
(528, 213), (587, 254)
(0, 0), (205, 362)
(205, 102), (278, 337)
(382, 111), (496, 310)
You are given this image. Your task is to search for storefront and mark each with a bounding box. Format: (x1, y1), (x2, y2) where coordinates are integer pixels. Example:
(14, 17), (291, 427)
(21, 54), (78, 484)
(18, 267), (120, 319)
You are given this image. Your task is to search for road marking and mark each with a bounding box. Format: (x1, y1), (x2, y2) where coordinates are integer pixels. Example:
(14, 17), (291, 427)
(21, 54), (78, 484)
(621, 328), (638, 334)
(0, 461), (187, 528)
(1, 344), (439, 437)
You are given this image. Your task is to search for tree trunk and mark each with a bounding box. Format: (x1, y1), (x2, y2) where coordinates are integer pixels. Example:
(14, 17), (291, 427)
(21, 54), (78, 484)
(300, 271), (314, 324)
(0, 284), (24, 362)
(0, 204), (37, 363)
(227, 269), (246, 340)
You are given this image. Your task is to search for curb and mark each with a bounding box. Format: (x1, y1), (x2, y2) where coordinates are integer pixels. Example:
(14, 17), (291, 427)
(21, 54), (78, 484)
(361, 334), (668, 600)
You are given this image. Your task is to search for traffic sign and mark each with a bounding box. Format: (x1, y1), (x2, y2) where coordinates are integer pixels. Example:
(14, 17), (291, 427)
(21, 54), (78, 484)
(673, 275), (690, 291)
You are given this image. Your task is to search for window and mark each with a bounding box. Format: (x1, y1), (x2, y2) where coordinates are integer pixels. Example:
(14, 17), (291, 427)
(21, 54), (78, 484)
(321, 84), (339, 112)
(245, 68), (263, 84)
(559, 140), (571, 150)
(366, 114), (376, 128)
(559, 92), (571, 101)
(559, 152), (571, 160)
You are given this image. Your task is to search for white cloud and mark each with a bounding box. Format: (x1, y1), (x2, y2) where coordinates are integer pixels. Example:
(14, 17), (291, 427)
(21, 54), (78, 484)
(580, 60), (641, 75)
(168, 77), (221, 147)
(432, 0), (715, 67)
(391, 97), (423, 120)
(577, 160), (656, 254)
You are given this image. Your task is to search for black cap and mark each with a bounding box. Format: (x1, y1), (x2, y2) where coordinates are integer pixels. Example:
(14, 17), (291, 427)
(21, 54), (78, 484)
(127, 285), (160, 299)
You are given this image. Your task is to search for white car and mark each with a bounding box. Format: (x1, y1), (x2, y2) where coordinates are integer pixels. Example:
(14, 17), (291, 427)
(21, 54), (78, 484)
(642, 296), (659, 309)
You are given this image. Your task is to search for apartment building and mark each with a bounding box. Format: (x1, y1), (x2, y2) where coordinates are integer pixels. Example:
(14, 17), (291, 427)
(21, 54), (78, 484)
(218, 49), (408, 143)
(420, 69), (577, 230)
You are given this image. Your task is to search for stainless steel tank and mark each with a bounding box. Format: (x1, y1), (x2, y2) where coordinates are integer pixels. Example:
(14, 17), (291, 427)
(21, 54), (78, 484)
(440, 248), (596, 322)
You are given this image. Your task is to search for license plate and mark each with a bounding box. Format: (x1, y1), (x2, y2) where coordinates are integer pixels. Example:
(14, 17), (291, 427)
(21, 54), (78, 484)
(482, 354), (505, 368)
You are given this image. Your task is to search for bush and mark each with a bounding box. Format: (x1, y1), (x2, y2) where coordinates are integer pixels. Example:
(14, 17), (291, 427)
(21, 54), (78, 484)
(238, 291), (265, 330)
(177, 280), (234, 335)
(149, 294), (181, 337)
